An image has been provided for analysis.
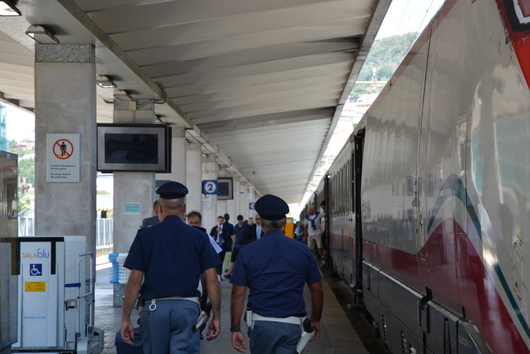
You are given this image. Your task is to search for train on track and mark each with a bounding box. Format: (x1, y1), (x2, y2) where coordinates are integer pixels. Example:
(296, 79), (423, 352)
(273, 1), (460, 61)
(303, 0), (530, 353)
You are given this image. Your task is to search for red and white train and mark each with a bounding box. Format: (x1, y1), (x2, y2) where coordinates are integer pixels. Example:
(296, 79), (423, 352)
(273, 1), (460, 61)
(306, 0), (530, 352)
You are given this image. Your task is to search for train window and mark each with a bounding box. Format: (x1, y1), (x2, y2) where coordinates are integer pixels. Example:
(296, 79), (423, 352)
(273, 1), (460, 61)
(344, 162), (348, 213)
(427, 173), (435, 196)
(344, 165), (348, 213)
(337, 172), (340, 214)
(351, 157), (356, 213)
(340, 167), (344, 214)
(332, 176), (337, 214)
(347, 159), (353, 212)
(406, 176), (414, 196)
(339, 170), (342, 214)
(330, 177), (334, 214)
(335, 171), (339, 215)
(343, 165), (347, 214)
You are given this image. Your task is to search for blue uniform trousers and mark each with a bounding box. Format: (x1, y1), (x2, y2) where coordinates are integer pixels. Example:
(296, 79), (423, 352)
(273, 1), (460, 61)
(140, 299), (200, 354)
(249, 321), (301, 354)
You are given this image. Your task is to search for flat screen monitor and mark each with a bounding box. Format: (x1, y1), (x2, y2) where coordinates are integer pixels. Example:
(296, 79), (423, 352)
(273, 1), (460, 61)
(97, 124), (171, 172)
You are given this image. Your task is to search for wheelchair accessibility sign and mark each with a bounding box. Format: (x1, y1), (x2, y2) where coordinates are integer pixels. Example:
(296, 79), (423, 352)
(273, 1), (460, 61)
(30, 264), (42, 276)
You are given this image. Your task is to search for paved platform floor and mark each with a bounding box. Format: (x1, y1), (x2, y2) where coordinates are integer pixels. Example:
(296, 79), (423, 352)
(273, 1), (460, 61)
(94, 261), (369, 354)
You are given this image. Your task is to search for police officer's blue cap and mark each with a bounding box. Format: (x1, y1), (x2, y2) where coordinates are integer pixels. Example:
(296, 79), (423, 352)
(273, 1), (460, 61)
(156, 181), (188, 199)
(255, 194), (289, 221)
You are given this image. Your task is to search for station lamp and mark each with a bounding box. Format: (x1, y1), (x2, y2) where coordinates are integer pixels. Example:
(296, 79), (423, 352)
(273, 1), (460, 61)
(96, 75), (117, 89)
(0, 0), (21, 16)
(25, 25), (60, 44)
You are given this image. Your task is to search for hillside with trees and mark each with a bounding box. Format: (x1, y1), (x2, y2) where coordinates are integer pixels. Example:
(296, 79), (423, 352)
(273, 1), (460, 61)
(350, 32), (418, 101)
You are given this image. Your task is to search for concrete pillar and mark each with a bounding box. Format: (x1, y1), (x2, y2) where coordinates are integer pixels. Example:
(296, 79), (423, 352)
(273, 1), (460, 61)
(34, 45), (97, 258)
(241, 183), (252, 219)
(216, 169), (227, 217)
(186, 143), (202, 217)
(202, 155), (218, 230)
(112, 98), (156, 306)
(234, 177), (241, 217)
(226, 174), (236, 222)
(157, 127), (186, 184)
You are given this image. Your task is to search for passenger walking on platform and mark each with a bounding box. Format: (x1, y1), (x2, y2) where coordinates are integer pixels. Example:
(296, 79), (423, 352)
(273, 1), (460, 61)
(120, 181), (222, 354)
(223, 213), (235, 277)
(254, 214), (264, 240)
(225, 215), (250, 279)
(230, 194), (324, 354)
(294, 221), (304, 240)
(303, 205), (326, 260)
(319, 201), (327, 261)
(139, 200), (160, 229)
(188, 210), (222, 254)
(247, 214), (262, 241)
(210, 215), (227, 279)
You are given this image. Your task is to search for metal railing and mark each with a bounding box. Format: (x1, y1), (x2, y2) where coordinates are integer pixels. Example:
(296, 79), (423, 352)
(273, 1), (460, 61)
(18, 217), (113, 249)
(96, 218), (113, 249)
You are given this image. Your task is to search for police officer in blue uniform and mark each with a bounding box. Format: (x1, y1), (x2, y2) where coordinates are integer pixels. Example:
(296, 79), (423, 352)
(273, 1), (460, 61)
(120, 181), (222, 354)
(229, 194), (324, 354)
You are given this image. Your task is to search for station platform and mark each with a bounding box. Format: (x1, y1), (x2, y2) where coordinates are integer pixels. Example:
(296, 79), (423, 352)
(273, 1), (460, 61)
(94, 259), (370, 354)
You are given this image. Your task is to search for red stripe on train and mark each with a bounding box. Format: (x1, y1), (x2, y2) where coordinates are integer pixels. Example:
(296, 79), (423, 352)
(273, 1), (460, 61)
(364, 218), (528, 353)
(497, 0), (530, 89)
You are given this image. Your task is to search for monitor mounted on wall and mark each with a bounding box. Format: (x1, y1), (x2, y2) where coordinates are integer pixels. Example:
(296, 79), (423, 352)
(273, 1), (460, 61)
(97, 123), (171, 173)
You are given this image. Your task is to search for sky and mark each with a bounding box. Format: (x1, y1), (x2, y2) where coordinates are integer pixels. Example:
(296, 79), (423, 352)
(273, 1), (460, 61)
(375, 0), (446, 40)
(4, 104), (34, 142)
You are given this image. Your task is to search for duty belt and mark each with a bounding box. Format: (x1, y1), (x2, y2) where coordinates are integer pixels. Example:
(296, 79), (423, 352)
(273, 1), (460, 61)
(146, 296), (200, 311)
(252, 313), (303, 325)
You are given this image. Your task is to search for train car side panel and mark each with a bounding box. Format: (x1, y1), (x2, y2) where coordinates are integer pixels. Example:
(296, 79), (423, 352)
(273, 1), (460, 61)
(361, 0), (530, 352)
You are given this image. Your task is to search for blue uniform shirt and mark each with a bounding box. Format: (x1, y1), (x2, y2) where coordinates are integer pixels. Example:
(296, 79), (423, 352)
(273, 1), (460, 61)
(230, 230), (321, 317)
(124, 215), (221, 301)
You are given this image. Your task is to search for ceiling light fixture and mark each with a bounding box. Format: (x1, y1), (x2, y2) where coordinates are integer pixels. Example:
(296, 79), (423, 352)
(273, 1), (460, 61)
(25, 25), (59, 44)
(96, 75), (117, 88)
(0, 0), (21, 16)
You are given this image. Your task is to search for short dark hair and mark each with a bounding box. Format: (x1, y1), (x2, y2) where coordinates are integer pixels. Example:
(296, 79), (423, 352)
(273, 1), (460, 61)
(187, 210), (202, 222)
(224, 213), (230, 221)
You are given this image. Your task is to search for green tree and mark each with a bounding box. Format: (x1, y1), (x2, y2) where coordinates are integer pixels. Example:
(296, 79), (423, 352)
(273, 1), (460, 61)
(19, 193), (33, 212)
(351, 32), (419, 100)
(19, 157), (35, 185)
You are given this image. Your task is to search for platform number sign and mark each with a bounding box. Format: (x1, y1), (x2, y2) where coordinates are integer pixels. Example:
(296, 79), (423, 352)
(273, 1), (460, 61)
(202, 180), (218, 195)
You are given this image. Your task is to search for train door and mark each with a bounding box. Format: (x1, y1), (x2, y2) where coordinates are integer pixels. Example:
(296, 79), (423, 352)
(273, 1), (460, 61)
(454, 114), (469, 306)
(353, 129), (365, 303)
(323, 174), (330, 265)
